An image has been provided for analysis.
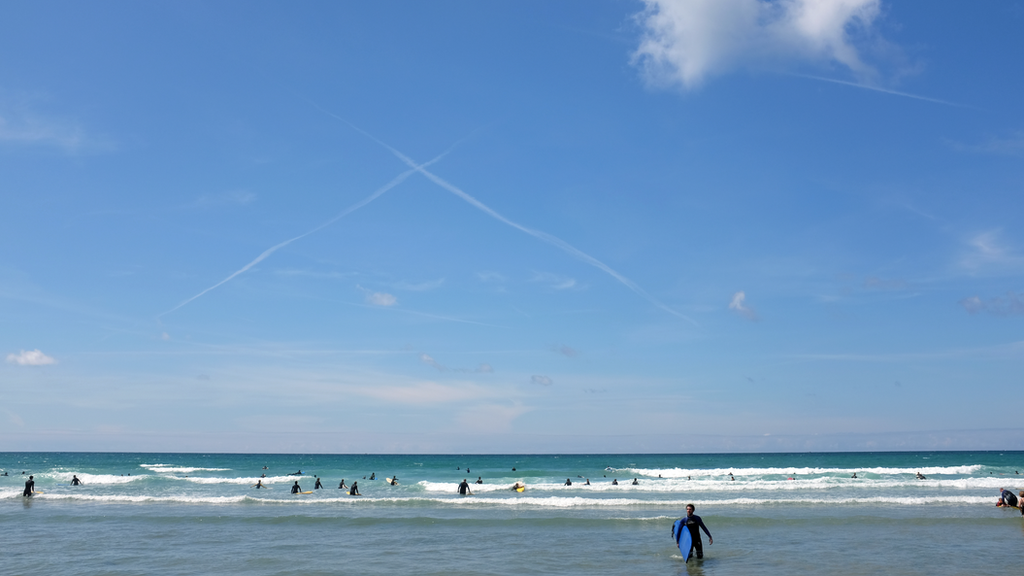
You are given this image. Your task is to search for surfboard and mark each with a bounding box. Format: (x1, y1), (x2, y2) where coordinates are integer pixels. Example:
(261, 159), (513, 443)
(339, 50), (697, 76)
(384, 478), (398, 485)
(516, 486), (525, 492)
(673, 519), (693, 562)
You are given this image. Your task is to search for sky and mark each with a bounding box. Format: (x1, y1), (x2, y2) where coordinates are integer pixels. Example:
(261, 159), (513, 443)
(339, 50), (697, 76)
(2, 0), (1023, 454)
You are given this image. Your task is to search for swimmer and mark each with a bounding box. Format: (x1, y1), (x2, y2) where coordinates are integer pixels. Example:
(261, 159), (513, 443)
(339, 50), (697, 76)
(612, 479), (618, 485)
(71, 475), (83, 486)
(253, 480), (265, 489)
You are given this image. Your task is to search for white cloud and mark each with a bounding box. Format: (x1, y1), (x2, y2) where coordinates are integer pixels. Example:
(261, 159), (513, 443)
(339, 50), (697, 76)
(476, 271), (506, 283)
(632, 0), (882, 89)
(960, 230), (1024, 273)
(729, 290), (759, 321)
(959, 293), (1024, 316)
(420, 353), (446, 371)
(6, 349), (57, 366)
(420, 354), (495, 373)
(367, 292), (397, 306)
(531, 374), (553, 386)
(531, 271), (577, 290)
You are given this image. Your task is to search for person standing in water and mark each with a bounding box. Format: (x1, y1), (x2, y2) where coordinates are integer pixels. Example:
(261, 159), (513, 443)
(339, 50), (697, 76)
(23, 475), (36, 497)
(291, 481), (301, 494)
(70, 475), (83, 486)
(349, 481), (360, 495)
(458, 479), (472, 495)
(314, 477), (323, 490)
(338, 479), (347, 489)
(675, 504), (713, 560)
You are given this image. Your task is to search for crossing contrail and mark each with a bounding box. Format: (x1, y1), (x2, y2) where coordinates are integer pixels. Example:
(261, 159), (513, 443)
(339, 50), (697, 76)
(159, 151), (450, 318)
(315, 114), (697, 325)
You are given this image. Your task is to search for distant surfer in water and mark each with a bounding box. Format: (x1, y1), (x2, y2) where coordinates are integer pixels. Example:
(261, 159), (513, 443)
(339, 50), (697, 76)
(511, 481), (525, 491)
(475, 477), (483, 484)
(23, 475), (35, 497)
(632, 478), (640, 485)
(677, 504), (713, 559)
(390, 476), (398, 486)
(458, 479), (472, 495)
(370, 473), (375, 480)
(314, 477), (323, 490)
(338, 479), (347, 489)
(254, 480), (265, 489)
(289, 470), (302, 476)
(291, 481), (301, 494)
(612, 479), (618, 485)
(564, 478), (572, 486)
(349, 482), (360, 495)
(71, 475), (83, 486)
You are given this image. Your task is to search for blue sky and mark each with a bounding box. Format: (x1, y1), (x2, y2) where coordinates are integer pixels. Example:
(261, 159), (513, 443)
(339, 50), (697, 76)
(2, 0), (1023, 453)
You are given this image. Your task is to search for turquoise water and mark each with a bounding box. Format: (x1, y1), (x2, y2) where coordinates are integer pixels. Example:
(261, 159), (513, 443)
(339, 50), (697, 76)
(4, 452), (1023, 575)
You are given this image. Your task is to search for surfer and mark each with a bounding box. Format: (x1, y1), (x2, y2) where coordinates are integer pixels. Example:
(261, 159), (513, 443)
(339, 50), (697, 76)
(676, 504), (713, 559)
(338, 479), (347, 489)
(585, 479), (591, 485)
(71, 475), (83, 486)
(612, 479), (618, 485)
(348, 482), (360, 496)
(916, 472), (926, 480)
(23, 475), (35, 497)
(314, 477), (323, 490)
(458, 479), (472, 495)
(564, 478), (572, 486)
(999, 488), (1019, 508)
(632, 478), (640, 485)
(291, 481), (301, 494)
(370, 473), (375, 480)
(851, 473), (857, 478)
(511, 481), (526, 491)
(254, 480), (265, 489)
(390, 476), (399, 486)
(475, 477), (483, 484)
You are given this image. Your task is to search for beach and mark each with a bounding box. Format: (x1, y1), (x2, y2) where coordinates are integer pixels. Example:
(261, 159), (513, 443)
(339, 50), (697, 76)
(4, 451), (1023, 575)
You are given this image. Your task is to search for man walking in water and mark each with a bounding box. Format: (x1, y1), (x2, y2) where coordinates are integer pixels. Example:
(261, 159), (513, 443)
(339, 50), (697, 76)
(23, 475), (36, 497)
(291, 481), (301, 494)
(675, 503), (713, 560)
(458, 478), (472, 495)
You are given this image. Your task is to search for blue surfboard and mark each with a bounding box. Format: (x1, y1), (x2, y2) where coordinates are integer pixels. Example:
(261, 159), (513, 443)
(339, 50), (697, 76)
(673, 519), (693, 562)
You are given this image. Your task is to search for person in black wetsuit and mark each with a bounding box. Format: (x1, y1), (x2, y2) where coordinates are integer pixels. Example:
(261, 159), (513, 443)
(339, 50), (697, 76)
(291, 481), (301, 494)
(475, 477), (483, 484)
(458, 479), (472, 495)
(349, 482), (360, 496)
(564, 478), (572, 486)
(71, 475), (83, 486)
(254, 480), (265, 489)
(390, 476), (398, 486)
(999, 488), (1019, 508)
(23, 475), (35, 497)
(675, 503), (713, 559)
(370, 473), (375, 480)
(314, 477), (323, 490)
(338, 479), (347, 489)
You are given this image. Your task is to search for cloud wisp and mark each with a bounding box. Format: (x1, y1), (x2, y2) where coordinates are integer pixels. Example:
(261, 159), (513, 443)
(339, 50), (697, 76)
(633, 0), (884, 89)
(531, 374), (554, 386)
(792, 74), (974, 109)
(420, 353), (495, 373)
(6, 349), (57, 366)
(159, 150), (453, 317)
(322, 118), (697, 325)
(959, 293), (1024, 316)
(729, 290), (759, 321)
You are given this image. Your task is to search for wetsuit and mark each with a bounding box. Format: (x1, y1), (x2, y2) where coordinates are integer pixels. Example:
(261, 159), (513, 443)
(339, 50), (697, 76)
(71, 477), (82, 486)
(349, 483), (359, 495)
(291, 483), (300, 494)
(315, 478), (323, 490)
(458, 481), (471, 495)
(23, 478), (35, 496)
(680, 514), (713, 559)
(1001, 489), (1019, 508)
(370, 473), (375, 480)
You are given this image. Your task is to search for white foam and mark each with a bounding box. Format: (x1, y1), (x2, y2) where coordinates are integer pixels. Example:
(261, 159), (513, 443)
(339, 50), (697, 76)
(140, 464), (232, 473)
(630, 464), (984, 478)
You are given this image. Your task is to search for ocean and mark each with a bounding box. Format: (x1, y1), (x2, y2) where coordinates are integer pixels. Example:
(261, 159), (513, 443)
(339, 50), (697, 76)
(3, 451), (1023, 575)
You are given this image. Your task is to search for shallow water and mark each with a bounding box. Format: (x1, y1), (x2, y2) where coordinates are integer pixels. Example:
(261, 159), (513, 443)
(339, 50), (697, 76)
(3, 452), (1023, 575)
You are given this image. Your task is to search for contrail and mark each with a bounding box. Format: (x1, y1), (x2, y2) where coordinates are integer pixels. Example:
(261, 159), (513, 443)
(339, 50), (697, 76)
(321, 117), (697, 325)
(792, 74), (977, 109)
(159, 152), (450, 318)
